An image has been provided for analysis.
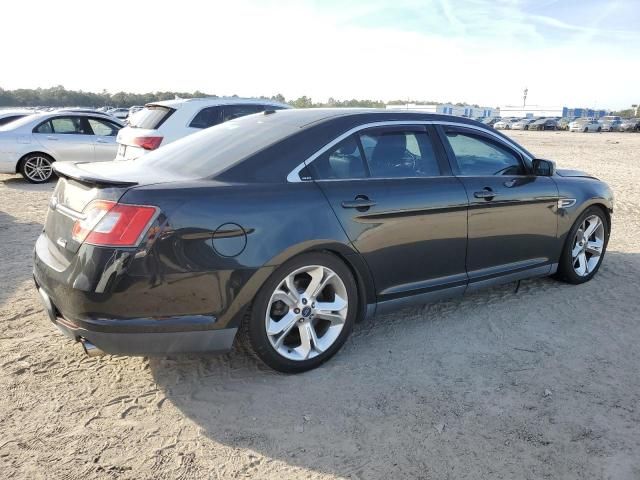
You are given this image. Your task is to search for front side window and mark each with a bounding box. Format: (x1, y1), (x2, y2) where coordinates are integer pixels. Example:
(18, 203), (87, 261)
(445, 131), (525, 176)
(361, 130), (440, 178)
(189, 106), (222, 129)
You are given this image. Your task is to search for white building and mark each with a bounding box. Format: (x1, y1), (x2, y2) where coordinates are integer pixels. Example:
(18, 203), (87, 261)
(386, 103), (497, 118)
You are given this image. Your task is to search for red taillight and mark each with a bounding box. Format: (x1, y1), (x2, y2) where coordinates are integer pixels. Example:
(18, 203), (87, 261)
(132, 136), (163, 150)
(72, 200), (157, 247)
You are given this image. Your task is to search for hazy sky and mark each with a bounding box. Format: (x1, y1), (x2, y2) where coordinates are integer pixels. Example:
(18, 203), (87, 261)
(3, 0), (638, 108)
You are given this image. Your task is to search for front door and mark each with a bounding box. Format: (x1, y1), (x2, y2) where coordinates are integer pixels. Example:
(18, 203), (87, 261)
(438, 125), (558, 290)
(311, 125), (469, 303)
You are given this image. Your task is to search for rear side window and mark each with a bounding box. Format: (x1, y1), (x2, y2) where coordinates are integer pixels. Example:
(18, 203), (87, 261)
(34, 121), (53, 134)
(445, 131), (524, 176)
(361, 130), (440, 178)
(310, 136), (367, 180)
(189, 106), (222, 129)
(222, 104), (263, 122)
(128, 105), (174, 129)
(310, 129), (441, 180)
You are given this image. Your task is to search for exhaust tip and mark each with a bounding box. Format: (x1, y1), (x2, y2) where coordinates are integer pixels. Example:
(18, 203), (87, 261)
(80, 338), (104, 357)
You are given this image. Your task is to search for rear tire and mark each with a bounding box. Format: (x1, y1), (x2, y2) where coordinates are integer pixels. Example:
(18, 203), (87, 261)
(556, 206), (609, 284)
(241, 252), (358, 373)
(19, 153), (55, 183)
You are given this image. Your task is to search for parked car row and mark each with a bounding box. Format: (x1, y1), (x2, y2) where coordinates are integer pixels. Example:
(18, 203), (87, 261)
(0, 98), (289, 182)
(493, 115), (639, 133)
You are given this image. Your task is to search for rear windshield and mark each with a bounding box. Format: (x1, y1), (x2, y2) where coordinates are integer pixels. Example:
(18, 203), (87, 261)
(135, 111), (300, 178)
(0, 114), (36, 131)
(127, 105), (174, 129)
(0, 114), (27, 127)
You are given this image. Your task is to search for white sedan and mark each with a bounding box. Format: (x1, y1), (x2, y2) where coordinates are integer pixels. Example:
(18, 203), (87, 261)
(568, 119), (601, 132)
(0, 112), (123, 183)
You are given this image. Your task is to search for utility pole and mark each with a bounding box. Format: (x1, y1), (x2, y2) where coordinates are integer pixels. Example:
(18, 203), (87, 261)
(523, 87), (528, 108)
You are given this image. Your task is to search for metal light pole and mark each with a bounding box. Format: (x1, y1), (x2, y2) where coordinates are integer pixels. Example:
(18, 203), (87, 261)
(523, 88), (528, 108)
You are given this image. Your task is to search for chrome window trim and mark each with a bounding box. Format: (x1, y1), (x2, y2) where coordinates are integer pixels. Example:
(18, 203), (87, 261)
(286, 120), (533, 183)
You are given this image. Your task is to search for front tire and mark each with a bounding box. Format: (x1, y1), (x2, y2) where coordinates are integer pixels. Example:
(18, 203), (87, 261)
(20, 153), (55, 183)
(241, 252), (358, 373)
(556, 207), (609, 284)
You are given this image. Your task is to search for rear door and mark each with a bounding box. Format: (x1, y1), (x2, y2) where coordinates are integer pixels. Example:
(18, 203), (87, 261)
(33, 116), (94, 162)
(87, 117), (122, 162)
(438, 125), (558, 290)
(311, 125), (469, 303)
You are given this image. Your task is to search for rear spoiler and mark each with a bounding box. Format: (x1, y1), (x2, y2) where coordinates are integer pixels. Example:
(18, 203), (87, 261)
(53, 162), (138, 187)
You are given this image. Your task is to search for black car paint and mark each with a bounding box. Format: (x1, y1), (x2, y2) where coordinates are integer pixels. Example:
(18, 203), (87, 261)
(34, 111), (614, 356)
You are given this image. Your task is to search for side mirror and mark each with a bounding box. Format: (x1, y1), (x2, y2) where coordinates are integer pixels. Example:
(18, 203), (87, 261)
(532, 158), (556, 176)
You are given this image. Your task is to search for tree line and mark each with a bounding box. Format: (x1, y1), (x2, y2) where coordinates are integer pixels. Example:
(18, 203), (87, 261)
(0, 85), (476, 109)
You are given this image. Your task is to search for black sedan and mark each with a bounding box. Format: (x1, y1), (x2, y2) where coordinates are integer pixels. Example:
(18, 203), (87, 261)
(34, 110), (614, 372)
(528, 118), (558, 131)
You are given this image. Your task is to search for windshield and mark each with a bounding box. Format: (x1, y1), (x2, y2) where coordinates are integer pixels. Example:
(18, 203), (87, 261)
(128, 105), (174, 129)
(135, 111), (304, 178)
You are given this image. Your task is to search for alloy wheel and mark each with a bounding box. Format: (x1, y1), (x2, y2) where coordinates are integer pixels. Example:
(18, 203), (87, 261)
(23, 156), (53, 182)
(265, 265), (348, 361)
(571, 215), (605, 276)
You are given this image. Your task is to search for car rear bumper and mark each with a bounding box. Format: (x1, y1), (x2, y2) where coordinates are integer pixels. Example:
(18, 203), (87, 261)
(35, 284), (237, 355)
(33, 232), (243, 356)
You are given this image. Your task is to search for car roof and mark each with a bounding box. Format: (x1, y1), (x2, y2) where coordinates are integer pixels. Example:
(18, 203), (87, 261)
(18, 111), (125, 124)
(0, 109), (32, 117)
(146, 97), (291, 109)
(226, 107), (503, 129)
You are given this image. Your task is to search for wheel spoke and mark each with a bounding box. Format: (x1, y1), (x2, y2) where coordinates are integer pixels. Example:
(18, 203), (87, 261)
(272, 291), (297, 308)
(316, 294), (347, 314)
(303, 266), (324, 298)
(571, 241), (582, 259)
(315, 311), (345, 324)
(267, 311), (297, 337)
(310, 273), (333, 299)
(296, 323), (320, 359)
(575, 252), (588, 275)
(585, 239), (603, 256)
(584, 217), (601, 239)
(284, 275), (300, 302)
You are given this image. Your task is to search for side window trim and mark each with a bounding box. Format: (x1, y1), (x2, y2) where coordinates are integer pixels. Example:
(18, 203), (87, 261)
(287, 120), (534, 182)
(437, 124), (531, 176)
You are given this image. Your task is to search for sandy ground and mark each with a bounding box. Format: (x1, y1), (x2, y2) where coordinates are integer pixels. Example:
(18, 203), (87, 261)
(1, 131), (639, 479)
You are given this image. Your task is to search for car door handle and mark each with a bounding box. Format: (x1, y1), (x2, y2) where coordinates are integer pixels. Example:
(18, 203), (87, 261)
(341, 197), (376, 209)
(46, 136), (59, 140)
(96, 138), (109, 143)
(473, 189), (499, 199)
